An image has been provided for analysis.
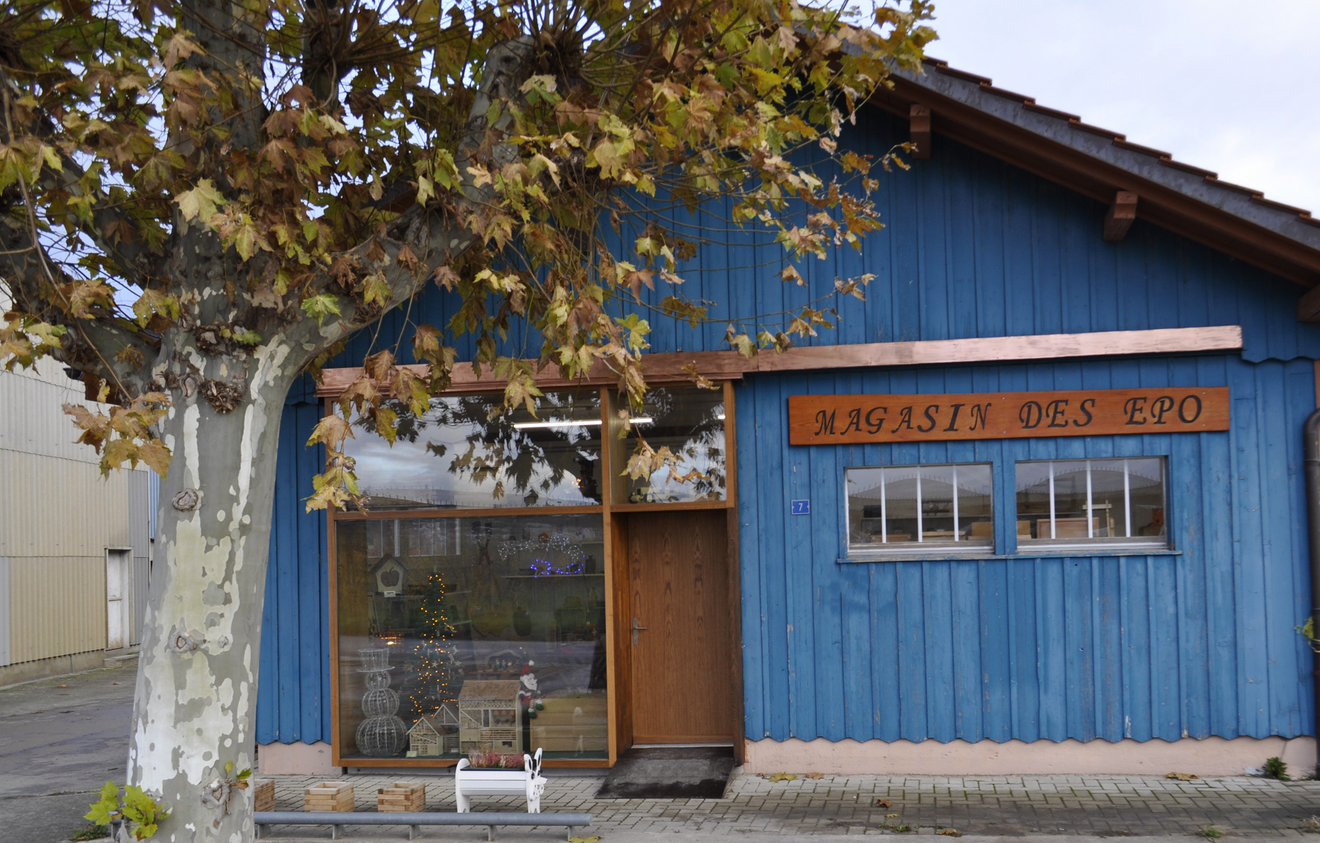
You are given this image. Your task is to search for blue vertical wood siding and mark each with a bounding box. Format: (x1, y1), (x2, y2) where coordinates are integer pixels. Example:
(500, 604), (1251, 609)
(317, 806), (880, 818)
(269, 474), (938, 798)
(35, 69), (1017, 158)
(329, 107), (1320, 368)
(255, 103), (1320, 748)
(736, 355), (1317, 743)
(256, 379), (330, 745)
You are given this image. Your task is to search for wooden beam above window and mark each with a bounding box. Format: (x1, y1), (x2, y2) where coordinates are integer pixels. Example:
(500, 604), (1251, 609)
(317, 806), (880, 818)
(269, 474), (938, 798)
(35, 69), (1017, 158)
(909, 104), (931, 159)
(1103, 191), (1139, 242)
(315, 326), (1243, 397)
(1297, 284), (1320, 322)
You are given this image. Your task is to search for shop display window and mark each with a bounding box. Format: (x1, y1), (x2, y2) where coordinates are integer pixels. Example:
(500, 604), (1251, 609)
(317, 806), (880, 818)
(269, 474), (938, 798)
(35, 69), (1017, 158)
(335, 515), (608, 761)
(1015, 457), (1167, 548)
(343, 391), (602, 509)
(846, 463), (994, 554)
(611, 386), (727, 504)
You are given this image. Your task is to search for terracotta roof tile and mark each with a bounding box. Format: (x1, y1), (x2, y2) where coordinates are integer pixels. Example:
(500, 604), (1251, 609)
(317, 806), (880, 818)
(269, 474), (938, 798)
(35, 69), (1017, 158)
(1112, 138), (1175, 159)
(1204, 176), (1261, 197)
(1023, 101), (1081, 122)
(1066, 119), (1127, 141)
(978, 82), (1036, 104)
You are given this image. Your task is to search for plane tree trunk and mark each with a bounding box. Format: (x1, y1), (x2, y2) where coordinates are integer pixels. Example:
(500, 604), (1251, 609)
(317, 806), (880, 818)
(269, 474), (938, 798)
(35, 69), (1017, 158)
(126, 342), (301, 842)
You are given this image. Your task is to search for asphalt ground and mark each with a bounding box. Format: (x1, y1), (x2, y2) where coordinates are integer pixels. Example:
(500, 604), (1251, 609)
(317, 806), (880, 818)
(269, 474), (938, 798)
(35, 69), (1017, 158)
(0, 660), (134, 843)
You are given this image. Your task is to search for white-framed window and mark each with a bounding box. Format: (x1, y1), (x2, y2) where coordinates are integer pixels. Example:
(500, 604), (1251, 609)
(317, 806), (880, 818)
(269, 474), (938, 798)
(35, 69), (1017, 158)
(1014, 457), (1167, 550)
(846, 463), (994, 555)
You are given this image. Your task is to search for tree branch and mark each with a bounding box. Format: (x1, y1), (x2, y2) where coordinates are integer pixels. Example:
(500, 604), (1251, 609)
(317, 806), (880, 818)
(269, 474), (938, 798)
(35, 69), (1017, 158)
(285, 37), (537, 355)
(0, 71), (164, 289)
(0, 212), (157, 394)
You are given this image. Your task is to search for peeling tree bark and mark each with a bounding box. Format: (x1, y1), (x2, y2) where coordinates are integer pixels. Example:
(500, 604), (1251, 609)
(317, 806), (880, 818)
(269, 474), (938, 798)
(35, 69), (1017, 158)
(128, 341), (300, 843)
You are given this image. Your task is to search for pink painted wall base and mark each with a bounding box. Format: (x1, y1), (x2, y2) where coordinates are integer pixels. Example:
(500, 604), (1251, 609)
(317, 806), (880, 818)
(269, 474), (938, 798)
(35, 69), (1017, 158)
(256, 741), (338, 775)
(743, 736), (1317, 777)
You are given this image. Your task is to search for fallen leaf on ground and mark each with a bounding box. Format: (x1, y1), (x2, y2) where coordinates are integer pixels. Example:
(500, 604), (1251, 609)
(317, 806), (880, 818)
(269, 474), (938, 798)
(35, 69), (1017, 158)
(938, 830), (962, 837)
(875, 799), (892, 808)
(804, 772), (825, 779)
(112, 682), (122, 686)
(1166, 772), (1199, 781)
(569, 837), (601, 843)
(765, 772), (797, 782)
(56, 684), (68, 688)
(886, 813), (900, 818)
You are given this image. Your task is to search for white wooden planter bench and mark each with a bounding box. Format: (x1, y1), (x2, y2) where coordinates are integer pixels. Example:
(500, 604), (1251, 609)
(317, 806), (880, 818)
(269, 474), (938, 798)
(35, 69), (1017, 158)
(455, 748), (548, 813)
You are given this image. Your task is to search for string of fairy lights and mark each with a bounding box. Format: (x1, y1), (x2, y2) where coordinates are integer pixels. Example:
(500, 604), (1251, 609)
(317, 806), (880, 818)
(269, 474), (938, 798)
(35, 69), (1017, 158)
(497, 534), (586, 576)
(408, 572), (462, 714)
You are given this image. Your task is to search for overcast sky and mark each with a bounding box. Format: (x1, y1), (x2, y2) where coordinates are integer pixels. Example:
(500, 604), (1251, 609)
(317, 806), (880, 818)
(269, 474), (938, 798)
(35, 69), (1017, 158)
(922, 0), (1320, 214)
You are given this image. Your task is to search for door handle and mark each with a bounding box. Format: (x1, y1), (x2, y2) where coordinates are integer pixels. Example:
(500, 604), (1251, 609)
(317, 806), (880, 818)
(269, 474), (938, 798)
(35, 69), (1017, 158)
(631, 617), (648, 646)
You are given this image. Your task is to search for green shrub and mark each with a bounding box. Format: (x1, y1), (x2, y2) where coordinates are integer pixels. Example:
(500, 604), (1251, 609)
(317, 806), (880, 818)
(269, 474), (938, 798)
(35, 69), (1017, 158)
(1264, 756), (1291, 781)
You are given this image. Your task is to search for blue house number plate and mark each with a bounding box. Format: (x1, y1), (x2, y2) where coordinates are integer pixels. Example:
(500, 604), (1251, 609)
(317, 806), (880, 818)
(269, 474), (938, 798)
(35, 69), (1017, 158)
(791, 500), (811, 515)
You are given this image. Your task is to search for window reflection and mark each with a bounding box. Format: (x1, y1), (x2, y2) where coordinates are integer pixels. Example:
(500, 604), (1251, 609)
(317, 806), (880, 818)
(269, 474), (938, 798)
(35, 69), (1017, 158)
(1015, 458), (1166, 546)
(336, 515), (608, 761)
(846, 463), (994, 553)
(345, 391), (602, 509)
(615, 387), (726, 503)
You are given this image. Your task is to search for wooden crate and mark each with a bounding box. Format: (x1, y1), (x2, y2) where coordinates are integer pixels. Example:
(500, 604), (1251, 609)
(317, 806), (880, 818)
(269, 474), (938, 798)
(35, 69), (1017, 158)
(304, 782), (354, 813)
(377, 782), (426, 813)
(251, 778), (275, 813)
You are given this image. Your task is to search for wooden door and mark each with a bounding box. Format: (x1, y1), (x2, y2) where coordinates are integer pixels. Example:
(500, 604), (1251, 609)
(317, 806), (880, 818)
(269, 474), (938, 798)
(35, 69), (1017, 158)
(626, 510), (737, 744)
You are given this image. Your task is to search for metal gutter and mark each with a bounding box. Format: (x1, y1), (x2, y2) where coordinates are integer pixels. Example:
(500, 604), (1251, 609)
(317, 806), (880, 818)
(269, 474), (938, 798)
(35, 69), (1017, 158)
(1303, 407), (1320, 774)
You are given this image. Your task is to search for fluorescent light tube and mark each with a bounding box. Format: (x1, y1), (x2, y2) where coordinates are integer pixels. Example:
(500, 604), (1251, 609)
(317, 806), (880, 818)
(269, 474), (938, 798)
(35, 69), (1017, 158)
(513, 419), (603, 430)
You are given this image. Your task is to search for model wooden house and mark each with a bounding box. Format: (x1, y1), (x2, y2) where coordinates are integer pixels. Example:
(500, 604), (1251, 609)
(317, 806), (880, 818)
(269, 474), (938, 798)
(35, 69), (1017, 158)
(458, 680), (523, 753)
(407, 702), (459, 757)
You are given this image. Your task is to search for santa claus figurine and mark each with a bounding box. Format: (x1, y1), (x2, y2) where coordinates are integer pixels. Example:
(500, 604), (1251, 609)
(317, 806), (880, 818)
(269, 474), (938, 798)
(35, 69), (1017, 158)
(519, 661), (544, 718)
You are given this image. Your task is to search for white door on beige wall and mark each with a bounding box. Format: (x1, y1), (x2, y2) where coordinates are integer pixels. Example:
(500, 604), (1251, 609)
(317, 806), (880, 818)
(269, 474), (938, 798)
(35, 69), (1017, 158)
(106, 548), (131, 651)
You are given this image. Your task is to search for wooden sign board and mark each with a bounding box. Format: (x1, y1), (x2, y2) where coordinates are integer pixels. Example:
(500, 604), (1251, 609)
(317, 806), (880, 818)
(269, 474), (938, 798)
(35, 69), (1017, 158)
(788, 387), (1229, 445)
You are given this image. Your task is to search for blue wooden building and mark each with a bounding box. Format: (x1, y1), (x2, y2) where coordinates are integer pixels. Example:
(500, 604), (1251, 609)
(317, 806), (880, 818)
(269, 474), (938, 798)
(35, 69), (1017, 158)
(254, 58), (1320, 776)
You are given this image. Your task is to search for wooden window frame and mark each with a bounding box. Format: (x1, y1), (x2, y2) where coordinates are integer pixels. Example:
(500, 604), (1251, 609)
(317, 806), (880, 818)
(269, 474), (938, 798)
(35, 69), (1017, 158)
(324, 381), (739, 768)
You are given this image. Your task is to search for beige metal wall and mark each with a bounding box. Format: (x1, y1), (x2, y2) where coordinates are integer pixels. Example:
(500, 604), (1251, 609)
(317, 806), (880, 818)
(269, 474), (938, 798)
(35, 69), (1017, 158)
(4, 555), (109, 663)
(0, 359), (149, 666)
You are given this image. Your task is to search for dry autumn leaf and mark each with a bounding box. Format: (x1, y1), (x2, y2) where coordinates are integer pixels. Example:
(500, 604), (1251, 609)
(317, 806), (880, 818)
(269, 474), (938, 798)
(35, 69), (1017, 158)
(804, 772), (825, 779)
(875, 799), (892, 808)
(1166, 772), (1199, 781)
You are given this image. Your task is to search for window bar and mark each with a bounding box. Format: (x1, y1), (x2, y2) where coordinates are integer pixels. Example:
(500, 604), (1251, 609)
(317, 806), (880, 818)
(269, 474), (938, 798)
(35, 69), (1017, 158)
(1085, 458), (1094, 539)
(880, 468), (888, 545)
(1048, 461), (1056, 539)
(1123, 459), (1132, 538)
(952, 465), (960, 542)
(916, 471), (924, 543)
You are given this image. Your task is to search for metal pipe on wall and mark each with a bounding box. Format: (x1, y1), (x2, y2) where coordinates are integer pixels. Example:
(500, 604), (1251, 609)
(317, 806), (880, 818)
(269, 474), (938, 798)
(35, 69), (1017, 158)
(1302, 408), (1320, 776)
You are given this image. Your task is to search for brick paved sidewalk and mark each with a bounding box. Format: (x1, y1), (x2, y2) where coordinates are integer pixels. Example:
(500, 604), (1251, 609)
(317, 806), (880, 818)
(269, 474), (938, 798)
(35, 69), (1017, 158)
(256, 770), (1320, 839)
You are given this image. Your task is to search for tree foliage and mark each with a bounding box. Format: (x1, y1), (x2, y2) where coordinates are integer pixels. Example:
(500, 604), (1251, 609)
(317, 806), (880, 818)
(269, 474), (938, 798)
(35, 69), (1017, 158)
(0, 0), (933, 504)
(0, 0), (933, 837)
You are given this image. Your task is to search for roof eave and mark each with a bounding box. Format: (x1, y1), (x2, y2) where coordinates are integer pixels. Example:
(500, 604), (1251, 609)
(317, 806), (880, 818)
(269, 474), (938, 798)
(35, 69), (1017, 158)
(874, 59), (1320, 288)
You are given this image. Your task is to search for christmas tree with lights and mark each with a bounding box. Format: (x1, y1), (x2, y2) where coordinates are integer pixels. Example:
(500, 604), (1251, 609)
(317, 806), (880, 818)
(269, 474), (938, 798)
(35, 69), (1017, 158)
(408, 571), (462, 715)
